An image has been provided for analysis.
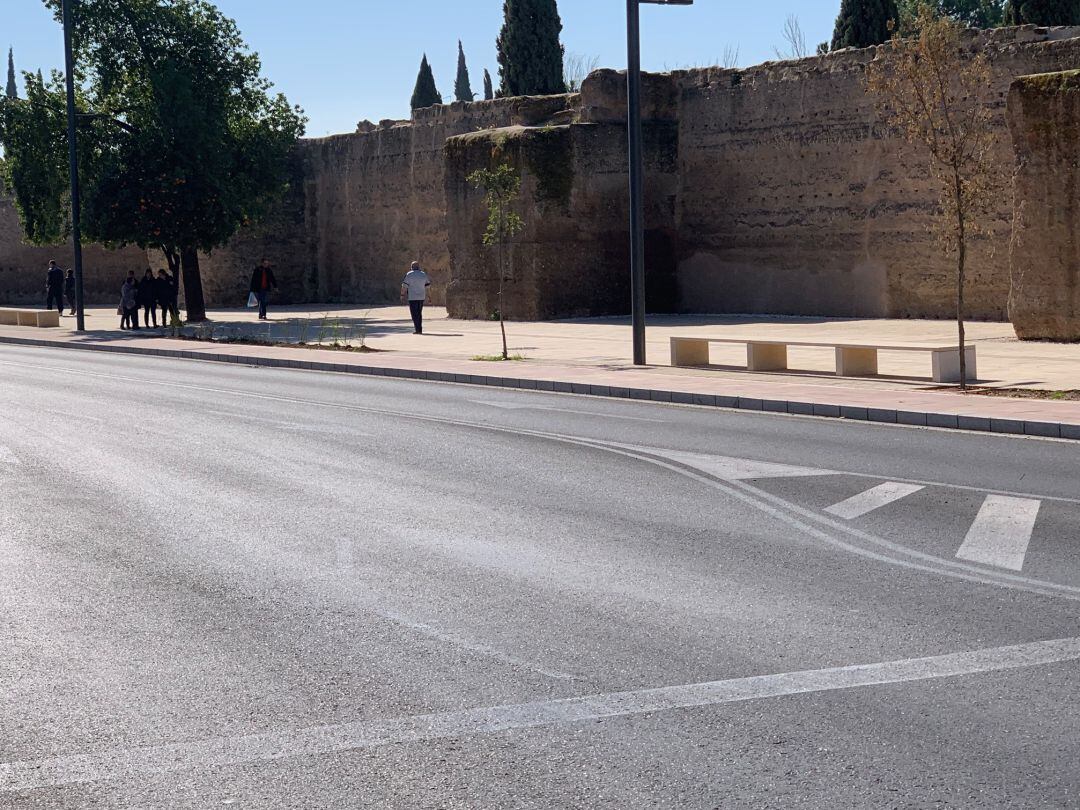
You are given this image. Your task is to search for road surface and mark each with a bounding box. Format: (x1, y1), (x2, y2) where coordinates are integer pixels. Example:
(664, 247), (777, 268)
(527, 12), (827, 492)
(1, 344), (1078, 808)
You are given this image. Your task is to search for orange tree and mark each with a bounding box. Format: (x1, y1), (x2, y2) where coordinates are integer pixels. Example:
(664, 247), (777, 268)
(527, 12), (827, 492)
(0, 0), (305, 321)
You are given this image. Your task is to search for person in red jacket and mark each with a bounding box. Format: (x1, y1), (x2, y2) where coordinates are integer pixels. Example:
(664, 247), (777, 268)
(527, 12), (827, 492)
(249, 258), (278, 320)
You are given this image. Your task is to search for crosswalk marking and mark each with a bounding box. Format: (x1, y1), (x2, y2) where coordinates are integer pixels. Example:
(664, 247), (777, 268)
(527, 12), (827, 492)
(824, 482), (925, 520)
(955, 495), (1042, 572)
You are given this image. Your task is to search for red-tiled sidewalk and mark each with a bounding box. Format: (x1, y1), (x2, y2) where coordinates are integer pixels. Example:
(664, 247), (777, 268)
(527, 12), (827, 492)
(1, 330), (1078, 440)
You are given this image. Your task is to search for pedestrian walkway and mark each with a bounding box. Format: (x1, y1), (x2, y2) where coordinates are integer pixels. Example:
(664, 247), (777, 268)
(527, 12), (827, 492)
(1, 304), (1079, 439)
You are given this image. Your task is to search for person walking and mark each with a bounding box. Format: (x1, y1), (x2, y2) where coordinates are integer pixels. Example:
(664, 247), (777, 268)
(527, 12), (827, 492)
(64, 268), (76, 316)
(249, 258), (277, 320)
(45, 260), (64, 316)
(138, 268), (158, 327)
(119, 271), (139, 329)
(155, 269), (175, 327)
(400, 261), (431, 335)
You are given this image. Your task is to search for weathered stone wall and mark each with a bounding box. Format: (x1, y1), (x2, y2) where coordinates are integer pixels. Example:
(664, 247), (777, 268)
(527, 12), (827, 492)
(0, 194), (146, 307)
(1007, 70), (1080, 340)
(201, 95), (576, 309)
(4, 27), (1079, 324)
(673, 27), (1080, 320)
(444, 119), (679, 320)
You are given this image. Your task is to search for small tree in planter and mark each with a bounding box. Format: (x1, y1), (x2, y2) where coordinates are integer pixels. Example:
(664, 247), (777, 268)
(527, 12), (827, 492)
(866, 3), (1000, 388)
(467, 162), (524, 360)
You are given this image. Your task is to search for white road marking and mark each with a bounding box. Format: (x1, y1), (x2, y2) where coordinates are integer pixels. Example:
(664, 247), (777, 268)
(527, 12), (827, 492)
(824, 482), (925, 520)
(472, 401), (667, 423)
(2, 636), (1077, 792)
(614, 443), (836, 481)
(956, 495), (1042, 571)
(0, 445), (18, 465)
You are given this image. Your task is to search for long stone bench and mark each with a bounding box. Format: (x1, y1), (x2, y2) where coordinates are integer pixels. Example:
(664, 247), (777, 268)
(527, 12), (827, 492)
(670, 336), (977, 383)
(0, 309), (61, 328)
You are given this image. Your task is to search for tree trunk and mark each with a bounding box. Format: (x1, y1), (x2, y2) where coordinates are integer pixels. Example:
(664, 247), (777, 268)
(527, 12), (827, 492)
(498, 235), (508, 360)
(180, 246), (207, 323)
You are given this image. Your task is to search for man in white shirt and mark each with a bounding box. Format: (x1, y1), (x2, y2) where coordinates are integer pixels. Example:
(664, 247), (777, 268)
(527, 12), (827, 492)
(400, 261), (431, 334)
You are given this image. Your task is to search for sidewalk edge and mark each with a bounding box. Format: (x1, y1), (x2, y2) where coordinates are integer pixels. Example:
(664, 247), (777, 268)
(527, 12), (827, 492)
(2, 334), (1076, 442)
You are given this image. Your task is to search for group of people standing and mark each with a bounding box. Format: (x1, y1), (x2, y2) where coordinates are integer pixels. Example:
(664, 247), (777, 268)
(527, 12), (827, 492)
(119, 268), (180, 329)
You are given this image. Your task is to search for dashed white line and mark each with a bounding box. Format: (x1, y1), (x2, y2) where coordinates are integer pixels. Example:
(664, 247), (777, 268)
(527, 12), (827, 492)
(0, 445), (18, 465)
(2, 636), (1077, 792)
(956, 495), (1042, 571)
(824, 482), (925, 520)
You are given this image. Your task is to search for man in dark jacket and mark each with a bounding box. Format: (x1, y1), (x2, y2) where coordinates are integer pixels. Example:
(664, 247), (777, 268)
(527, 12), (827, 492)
(155, 269), (176, 327)
(64, 269), (76, 315)
(138, 268), (158, 327)
(45, 260), (64, 315)
(249, 258), (277, 320)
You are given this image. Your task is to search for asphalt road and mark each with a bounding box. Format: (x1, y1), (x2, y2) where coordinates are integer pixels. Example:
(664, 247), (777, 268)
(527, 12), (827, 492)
(1, 344), (1078, 809)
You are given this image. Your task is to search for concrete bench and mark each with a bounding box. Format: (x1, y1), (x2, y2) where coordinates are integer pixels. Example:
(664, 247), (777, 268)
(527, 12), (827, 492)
(670, 336), (977, 383)
(0, 309), (61, 328)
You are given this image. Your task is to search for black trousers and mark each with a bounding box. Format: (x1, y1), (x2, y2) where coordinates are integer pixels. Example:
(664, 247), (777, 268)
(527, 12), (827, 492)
(121, 306), (139, 329)
(142, 303), (157, 327)
(408, 300), (425, 333)
(46, 287), (63, 314)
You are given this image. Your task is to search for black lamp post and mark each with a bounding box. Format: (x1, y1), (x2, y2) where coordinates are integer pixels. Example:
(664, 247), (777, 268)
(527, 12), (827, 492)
(61, 0), (86, 332)
(627, 0), (692, 366)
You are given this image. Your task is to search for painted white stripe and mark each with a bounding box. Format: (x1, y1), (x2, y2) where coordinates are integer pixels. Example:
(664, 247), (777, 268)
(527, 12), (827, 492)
(956, 495), (1042, 571)
(612, 444), (837, 480)
(2, 636), (1078, 792)
(0, 445), (18, 465)
(824, 482), (925, 520)
(472, 401), (667, 423)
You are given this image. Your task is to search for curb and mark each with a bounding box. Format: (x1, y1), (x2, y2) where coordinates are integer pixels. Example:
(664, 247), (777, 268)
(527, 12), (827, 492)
(2, 334), (1077, 442)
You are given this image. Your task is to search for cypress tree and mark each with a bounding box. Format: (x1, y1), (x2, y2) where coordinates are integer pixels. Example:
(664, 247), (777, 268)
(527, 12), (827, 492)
(831, 0), (901, 49)
(483, 69), (494, 100)
(1003, 0), (1080, 24)
(410, 54), (442, 110)
(454, 41), (474, 102)
(496, 0), (567, 97)
(6, 48), (16, 100)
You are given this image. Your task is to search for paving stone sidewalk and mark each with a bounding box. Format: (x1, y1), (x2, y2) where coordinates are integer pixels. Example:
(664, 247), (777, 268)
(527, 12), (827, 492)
(1, 305), (1078, 440)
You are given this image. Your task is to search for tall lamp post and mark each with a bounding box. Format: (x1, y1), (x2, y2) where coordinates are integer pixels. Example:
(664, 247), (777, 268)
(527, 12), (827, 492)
(627, 0), (692, 366)
(61, 0), (86, 332)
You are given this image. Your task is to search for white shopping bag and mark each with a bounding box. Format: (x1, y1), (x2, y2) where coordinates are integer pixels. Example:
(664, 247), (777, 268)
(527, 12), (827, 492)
(247, 292), (258, 308)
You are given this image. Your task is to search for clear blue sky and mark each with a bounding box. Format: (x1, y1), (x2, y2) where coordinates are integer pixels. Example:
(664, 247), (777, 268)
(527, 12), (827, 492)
(9, 0), (841, 137)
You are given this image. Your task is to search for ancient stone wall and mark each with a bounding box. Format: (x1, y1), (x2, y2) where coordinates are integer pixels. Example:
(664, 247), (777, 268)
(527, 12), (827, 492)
(672, 27), (1080, 320)
(444, 120), (679, 320)
(1007, 70), (1080, 340)
(0, 194), (146, 307)
(201, 95), (576, 309)
(3, 27), (1079, 325)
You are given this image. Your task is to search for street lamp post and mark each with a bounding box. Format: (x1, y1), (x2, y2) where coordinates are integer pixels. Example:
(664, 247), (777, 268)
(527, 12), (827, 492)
(627, 0), (692, 366)
(61, 0), (86, 332)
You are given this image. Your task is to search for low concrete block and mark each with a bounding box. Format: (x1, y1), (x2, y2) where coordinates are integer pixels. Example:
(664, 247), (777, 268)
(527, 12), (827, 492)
(609, 387), (630, 398)
(813, 403), (841, 418)
(1024, 421), (1060, 438)
(926, 413), (960, 429)
(762, 400), (787, 413)
(715, 396), (739, 409)
(1060, 423), (1080, 440)
(693, 393), (716, 407)
(867, 408), (898, 423)
(671, 391), (695, 404)
(896, 411), (928, 426)
(840, 406), (869, 420)
(787, 401), (815, 416)
(739, 398), (764, 411)
(650, 390), (673, 402)
(957, 415), (991, 432)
